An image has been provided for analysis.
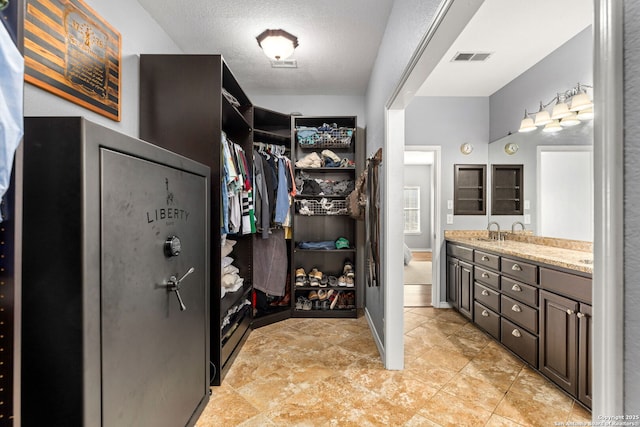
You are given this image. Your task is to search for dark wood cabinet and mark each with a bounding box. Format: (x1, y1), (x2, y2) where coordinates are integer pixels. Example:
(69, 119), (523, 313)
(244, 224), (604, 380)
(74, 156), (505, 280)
(539, 290), (578, 396)
(491, 164), (524, 215)
(578, 303), (592, 408)
(446, 240), (592, 410)
(454, 164), (486, 215)
(446, 251), (473, 320)
(140, 54), (253, 385)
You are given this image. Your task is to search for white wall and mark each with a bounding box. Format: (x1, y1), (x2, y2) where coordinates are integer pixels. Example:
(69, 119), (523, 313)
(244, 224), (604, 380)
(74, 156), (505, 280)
(23, 0), (182, 138)
(249, 95), (366, 125)
(363, 0), (444, 366)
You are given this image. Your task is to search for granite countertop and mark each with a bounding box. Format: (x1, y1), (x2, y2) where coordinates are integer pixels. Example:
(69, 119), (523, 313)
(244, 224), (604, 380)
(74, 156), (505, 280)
(445, 230), (593, 275)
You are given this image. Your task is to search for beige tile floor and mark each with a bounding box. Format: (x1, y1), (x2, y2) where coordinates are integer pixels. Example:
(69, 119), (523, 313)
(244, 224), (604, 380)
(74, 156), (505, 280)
(195, 307), (592, 426)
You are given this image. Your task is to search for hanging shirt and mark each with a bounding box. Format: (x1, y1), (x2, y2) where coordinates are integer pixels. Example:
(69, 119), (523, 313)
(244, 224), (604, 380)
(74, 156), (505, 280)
(0, 23), (24, 222)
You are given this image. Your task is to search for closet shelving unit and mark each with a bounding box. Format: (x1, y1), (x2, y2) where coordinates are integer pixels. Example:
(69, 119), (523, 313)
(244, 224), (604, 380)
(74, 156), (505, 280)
(251, 106), (294, 328)
(291, 116), (358, 319)
(139, 54), (253, 386)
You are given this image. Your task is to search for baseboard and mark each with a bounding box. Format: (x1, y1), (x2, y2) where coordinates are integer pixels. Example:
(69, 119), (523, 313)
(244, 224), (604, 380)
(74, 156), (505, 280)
(432, 301), (453, 309)
(364, 307), (385, 363)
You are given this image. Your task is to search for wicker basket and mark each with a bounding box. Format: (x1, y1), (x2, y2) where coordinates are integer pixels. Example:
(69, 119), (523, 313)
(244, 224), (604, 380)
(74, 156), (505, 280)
(296, 198), (348, 216)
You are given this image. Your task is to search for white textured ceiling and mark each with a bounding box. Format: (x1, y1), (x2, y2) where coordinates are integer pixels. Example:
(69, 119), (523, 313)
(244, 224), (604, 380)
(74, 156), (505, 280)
(416, 0), (593, 96)
(136, 0), (395, 96)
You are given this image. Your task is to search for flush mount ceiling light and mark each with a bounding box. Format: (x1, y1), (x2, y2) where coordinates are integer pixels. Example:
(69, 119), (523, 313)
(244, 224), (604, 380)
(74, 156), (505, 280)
(256, 29), (299, 61)
(518, 83), (593, 133)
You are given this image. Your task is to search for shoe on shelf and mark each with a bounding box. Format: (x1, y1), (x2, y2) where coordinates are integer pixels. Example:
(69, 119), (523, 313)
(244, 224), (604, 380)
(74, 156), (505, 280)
(345, 277), (355, 288)
(317, 289), (328, 301)
(295, 267), (306, 278)
(303, 299), (312, 311)
(295, 277), (305, 287)
(308, 290), (319, 301)
(319, 275), (328, 287)
(338, 275), (347, 287)
(328, 275), (338, 287)
(296, 297), (305, 310)
(345, 292), (355, 308)
(329, 291), (340, 309)
(343, 261), (355, 278)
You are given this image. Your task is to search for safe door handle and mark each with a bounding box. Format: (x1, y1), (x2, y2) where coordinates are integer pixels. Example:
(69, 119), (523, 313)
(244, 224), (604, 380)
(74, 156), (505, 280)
(167, 267), (195, 311)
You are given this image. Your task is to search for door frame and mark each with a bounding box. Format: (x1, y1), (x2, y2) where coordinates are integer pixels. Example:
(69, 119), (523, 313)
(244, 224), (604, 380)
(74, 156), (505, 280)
(402, 146), (442, 307)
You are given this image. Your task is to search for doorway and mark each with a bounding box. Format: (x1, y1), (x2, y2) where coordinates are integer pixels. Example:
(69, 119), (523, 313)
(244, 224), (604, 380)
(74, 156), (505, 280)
(403, 148), (438, 307)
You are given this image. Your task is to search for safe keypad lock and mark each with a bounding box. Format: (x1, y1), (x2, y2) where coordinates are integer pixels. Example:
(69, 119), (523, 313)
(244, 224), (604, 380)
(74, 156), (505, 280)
(166, 267), (195, 311)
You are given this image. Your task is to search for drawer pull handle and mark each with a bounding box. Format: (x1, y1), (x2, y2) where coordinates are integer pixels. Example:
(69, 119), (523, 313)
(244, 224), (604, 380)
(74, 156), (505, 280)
(481, 255), (490, 261)
(567, 309), (574, 315)
(511, 284), (522, 292)
(577, 312), (586, 319)
(512, 304), (522, 313)
(512, 329), (522, 338)
(481, 290), (490, 296)
(481, 272), (490, 278)
(482, 310), (489, 317)
(511, 264), (523, 271)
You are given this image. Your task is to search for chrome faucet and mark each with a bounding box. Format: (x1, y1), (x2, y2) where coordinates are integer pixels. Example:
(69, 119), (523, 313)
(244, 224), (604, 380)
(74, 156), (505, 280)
(487, 221), (501, 240)
(512, 221), (525, 233)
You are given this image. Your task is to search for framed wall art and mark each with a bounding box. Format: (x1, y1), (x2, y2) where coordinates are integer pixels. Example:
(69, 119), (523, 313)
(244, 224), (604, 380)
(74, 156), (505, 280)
(24, 0), (121, 121)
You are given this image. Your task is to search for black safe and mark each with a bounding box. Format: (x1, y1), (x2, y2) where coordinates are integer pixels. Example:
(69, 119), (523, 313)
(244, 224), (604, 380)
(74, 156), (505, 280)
(21, 117), (210, 426)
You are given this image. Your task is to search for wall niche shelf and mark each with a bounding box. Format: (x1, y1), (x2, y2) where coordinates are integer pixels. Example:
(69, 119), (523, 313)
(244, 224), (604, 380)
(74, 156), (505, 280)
(454, 164), (486, 215)
(492, 164), (524, 215)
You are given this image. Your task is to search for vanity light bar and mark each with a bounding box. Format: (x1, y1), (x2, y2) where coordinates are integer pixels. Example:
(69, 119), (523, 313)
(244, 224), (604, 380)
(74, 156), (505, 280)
(518, 83), (593, 133)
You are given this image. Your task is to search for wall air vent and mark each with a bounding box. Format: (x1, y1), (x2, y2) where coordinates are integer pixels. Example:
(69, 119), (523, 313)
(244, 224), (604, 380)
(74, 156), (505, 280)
(271, 59), (298, 68)
(451, 52), (492, 62)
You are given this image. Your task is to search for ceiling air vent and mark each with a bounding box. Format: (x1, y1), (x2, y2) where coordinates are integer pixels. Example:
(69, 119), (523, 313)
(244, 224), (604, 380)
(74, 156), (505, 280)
(451, 52), (492, 62)
(271, 59), (298, 68)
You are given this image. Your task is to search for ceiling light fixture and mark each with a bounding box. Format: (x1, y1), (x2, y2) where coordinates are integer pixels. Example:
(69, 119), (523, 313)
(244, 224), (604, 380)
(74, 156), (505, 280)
(256, 29), (299, 61)
(518, 83), (593, 133)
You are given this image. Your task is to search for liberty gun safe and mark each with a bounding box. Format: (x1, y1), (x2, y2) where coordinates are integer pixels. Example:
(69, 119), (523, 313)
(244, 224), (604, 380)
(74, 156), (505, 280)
(21, 117), (210, 426)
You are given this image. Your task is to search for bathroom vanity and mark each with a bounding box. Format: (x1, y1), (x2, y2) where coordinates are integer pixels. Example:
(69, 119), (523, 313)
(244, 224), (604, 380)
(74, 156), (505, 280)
(445, 230), (592, 409)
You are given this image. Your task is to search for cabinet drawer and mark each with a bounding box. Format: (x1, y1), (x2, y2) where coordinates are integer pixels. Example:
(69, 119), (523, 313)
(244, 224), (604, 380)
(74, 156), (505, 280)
(501, 257), (537, 284)
(501, 318), (538, 367)
(474, 302), (500, 340)
(447, 243), (473, 262)
(501, 276), (538, 307)
(500, 294), (538, 334)
(540, 267), (592, 304)
(474, 266), (499, 290)
(474, 282), (500, 312)
(474, 250), (500, 270)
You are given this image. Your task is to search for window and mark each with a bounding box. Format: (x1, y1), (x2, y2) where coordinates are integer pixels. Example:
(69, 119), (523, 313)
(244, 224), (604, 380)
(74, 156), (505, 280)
(403, 186), (420, 234)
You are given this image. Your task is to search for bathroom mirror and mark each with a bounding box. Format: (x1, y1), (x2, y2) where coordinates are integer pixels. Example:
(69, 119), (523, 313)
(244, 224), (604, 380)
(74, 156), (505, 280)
(488, 124), (593, 241)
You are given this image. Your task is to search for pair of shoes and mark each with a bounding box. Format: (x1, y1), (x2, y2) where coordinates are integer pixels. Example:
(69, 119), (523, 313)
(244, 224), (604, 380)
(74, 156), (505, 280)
(345, 291), (355, 308)
(317, 289), (334, 301)
(295, 267), (308, 286)
(345, 277), (354, 288)
(296, 296), (313, 311)
(343, 261), (355, 279)
(328, 276), (338, 287)
(319, 275), (328, 287)
(338, 275), (348, 287)
(309, 268), (323, 286)
(308, 290), (319, 301)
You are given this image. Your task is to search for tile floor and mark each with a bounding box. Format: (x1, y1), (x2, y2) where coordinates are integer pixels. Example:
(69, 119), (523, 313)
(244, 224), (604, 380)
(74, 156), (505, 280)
(195, 307), (592, 426)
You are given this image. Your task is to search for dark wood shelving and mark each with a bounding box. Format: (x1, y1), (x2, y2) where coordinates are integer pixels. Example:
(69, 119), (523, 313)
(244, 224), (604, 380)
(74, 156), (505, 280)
(492, 164), (524, 215)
